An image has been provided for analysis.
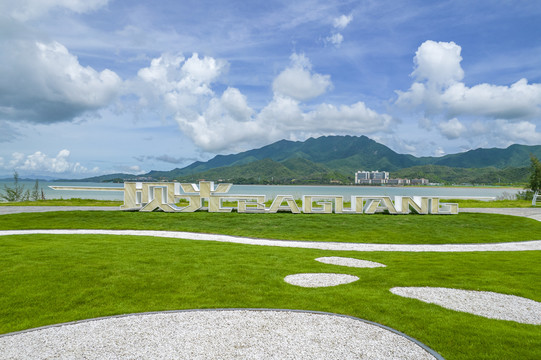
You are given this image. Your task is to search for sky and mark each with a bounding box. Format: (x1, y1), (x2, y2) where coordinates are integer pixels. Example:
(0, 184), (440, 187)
(1, 0), (541, 179)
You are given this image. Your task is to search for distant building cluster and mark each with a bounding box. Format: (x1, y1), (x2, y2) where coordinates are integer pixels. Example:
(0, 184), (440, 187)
(354, 170), (428, 185)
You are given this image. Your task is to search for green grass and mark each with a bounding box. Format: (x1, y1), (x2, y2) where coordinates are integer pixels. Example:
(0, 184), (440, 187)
(1, 211), (540, 244)
(2, 197), (535, 209)
(451, 199), (534, 208)
(0, 198), (122, 206)
(0, 234), (539, 360)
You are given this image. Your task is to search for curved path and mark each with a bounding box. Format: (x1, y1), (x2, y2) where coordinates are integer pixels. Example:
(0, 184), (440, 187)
(1, 229), (540, 252)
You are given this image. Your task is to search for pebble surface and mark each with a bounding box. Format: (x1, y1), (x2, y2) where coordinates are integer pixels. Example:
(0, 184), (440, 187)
(316, 256), (386, 268)
(390, 287), (541, 325)
(2, 229), (540, 252)
(0, 310), (439, 360)
(284, 273), (359, 287)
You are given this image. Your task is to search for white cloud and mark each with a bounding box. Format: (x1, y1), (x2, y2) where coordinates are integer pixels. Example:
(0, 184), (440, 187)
(493, 120), (541, 144)
(418, 117), (432, 130)
(438, 118), (466, 139)
(434, 147), (445, 157)
(304, 102), (393, 134)
(5, 149), (91, 174)
(412, 40), (464, 87)
(325, 33), (344, 47)
(0, 34), (122, 124)
(396, 40), (541, 141)
(442, 78), (541, 119)
(325, 14), (352, 48)
(135, 52), (227, 115)
(333, 14), (353, 29)
(272, 53), (332, 101)
(1, 0), (109, 21)
(135, 52), (392, 153)
(0, 156), (4, 167)
(176, 87), (262, 152)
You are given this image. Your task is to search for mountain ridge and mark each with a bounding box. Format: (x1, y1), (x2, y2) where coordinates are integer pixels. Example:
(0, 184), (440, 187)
(70, 135), (541, 184)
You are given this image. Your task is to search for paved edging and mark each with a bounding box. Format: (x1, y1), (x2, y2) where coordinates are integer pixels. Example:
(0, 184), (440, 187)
(1, 229), (540, 252)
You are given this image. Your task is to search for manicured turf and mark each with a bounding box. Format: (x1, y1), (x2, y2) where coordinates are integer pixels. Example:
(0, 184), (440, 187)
(451, 199), (534, 208)
(0, 233), (539, 360)
(0, 199), (122, 206)
(0, 211), (540, 244)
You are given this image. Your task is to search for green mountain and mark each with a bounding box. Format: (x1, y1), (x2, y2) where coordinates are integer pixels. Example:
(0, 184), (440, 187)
(432, 144), (541, 168)
(149, 135), (419, 179)
(60, 173), (140, 183)
(75, 135), (541, 185)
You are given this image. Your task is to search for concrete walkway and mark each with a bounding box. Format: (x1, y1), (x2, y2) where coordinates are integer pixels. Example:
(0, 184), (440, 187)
(2, 229), (540, 252)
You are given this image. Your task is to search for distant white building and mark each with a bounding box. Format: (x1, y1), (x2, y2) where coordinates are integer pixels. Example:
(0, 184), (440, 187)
(355, 170), (389, 184)
(354, 170), (428, 186)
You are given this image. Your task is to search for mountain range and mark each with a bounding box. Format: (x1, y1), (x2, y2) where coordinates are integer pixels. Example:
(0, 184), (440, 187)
(77, 135), (541, 185)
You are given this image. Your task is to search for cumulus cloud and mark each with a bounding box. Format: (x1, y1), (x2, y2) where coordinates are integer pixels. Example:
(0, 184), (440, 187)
(0, 0), (109, 21)
(134, 51), (393, 153)
(438, 118), (466, 139)
(333, 14), (353, 30)
(176, 87), (263, 152)
(0, 27), (122, 124)
(442, 79), (541, 119)
(411, 40), (464, 87)
(272, 53), (332, 101)
(493, 120), (541, 144)
(5, 149), (92, 174)
(397, 40), (541, 120)
(135, 52), (227, 115)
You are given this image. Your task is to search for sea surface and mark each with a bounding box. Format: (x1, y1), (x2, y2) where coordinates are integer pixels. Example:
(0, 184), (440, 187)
(0, 180), (522, 201)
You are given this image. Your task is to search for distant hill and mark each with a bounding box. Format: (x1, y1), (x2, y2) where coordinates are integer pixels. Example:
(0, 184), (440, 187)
(73, 135), (541, 185)
(431, 144), (541, 168)
(59, 173), (141, 183)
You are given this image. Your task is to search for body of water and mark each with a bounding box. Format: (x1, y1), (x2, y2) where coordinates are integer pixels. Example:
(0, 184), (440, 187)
(0, 180), (522, 201)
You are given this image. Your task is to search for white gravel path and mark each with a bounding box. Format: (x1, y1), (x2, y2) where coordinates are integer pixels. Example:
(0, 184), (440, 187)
(0, 310), (440, 360)
(1, 229), (540, 252)
(390, 287), (541, 325)
(316, 256), (386, 268)
(284, 273), (360, 287)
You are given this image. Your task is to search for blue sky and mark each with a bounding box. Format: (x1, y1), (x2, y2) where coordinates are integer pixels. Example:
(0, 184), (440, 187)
(1, 0), (540, 178)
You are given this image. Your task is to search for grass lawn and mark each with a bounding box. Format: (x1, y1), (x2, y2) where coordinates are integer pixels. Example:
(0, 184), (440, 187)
(0, 211), (540, 244)
(0, 233), (539, 360)
(451, 199), (535, 208)
(0, 197), (536, 208)
(0, 211), (540, 359)
(0, 199), (122, 206)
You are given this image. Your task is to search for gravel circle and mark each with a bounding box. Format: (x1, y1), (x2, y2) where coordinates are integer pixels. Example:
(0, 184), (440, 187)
(284, 273), (359, 287)
(0, 310), (441, 360)
(390, 287), (541, 325)
(316, 256), (386, 268)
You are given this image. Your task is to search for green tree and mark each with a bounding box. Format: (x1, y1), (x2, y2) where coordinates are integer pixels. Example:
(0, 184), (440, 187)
(1, 171), (30, 202)
(529, 155), (541, 193)
(31, 179), (41, 201)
